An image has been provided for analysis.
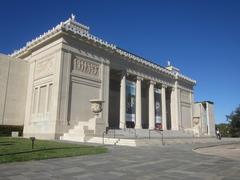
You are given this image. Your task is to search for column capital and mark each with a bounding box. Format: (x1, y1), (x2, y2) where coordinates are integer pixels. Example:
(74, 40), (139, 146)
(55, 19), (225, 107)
(149, 80), (156, 85)
(120, 70), (127, 77)
(172, 86), (177, 90)
(161, 84), (168, 89)
(136, 76), (143, 81)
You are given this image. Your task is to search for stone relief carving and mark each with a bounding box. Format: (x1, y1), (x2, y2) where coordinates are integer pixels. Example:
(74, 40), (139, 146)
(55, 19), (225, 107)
(73, 57), (99, 77)
(89, 99), (104, 117)
(35, 57), (54, 79)
(193, 117), (200, 126)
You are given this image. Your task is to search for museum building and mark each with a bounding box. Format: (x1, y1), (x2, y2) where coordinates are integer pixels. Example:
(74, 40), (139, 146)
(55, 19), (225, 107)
(0, 15), (215, 142)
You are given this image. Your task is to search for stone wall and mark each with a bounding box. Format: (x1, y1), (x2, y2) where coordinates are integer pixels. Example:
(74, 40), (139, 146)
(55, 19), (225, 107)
(0, 54), (29, 126)
(193, 102), (215, 136)
(180, 90), (192, 129)
(207, 103), (215, 136)
(22, 39), (63, 139)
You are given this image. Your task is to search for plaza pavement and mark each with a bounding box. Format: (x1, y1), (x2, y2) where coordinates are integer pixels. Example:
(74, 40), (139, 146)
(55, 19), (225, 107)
(0, 142), (240, 180)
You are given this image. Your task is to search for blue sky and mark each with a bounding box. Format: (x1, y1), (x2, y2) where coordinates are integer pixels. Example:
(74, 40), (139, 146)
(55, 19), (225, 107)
(0, 0), (239, 124)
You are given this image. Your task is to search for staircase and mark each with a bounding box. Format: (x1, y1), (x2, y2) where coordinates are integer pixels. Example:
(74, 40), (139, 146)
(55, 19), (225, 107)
(106, 129), (194, 139)
(60, 121), (137, 146)
(60, 121), (95, 142)
(60, 125), (239, 147)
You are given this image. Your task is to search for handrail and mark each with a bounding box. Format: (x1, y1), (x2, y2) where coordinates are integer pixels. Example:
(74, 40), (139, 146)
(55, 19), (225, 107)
(149, 129), (164, 145)
(102, 131), (107, 145)
(126, 127), (137, 139)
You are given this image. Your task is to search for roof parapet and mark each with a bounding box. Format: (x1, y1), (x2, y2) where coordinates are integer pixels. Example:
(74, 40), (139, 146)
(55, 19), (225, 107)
(10, 15), (196, 84)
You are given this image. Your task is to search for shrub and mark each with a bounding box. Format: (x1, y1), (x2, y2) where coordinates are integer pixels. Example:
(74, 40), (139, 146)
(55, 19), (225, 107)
(0, 125), (23, 137)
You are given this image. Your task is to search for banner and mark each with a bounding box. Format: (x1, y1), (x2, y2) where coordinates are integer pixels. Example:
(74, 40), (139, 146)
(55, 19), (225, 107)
(154, 88), (162, 124)
(126, 80), (136, 122)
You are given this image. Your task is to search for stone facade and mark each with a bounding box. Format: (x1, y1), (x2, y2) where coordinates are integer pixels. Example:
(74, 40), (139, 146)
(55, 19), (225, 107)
(0, 15), (215, 140)
(192, 101), (216, 136)
(0, 54), (29, 126)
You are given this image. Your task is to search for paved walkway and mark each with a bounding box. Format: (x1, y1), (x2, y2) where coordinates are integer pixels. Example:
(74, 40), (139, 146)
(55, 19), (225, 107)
(194, 143), (240, 161)
(0, 143), (240, 180)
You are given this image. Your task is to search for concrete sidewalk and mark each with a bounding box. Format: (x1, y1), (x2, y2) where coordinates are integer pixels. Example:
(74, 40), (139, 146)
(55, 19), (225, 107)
(0, 143), (240, 180)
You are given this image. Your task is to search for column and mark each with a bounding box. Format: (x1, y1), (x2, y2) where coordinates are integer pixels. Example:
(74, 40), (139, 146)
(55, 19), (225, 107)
(135, 76), (142, 129)
(100, 62), (110, 128)
(161, 85), (167, 130)
(59, 51), (71, 125)
(119, 73), (126, 129)
(172, 81), (180, 130)
(190, 92), (194, 128)
(171, 87), (178, 130)
(148, 81), (155, 129)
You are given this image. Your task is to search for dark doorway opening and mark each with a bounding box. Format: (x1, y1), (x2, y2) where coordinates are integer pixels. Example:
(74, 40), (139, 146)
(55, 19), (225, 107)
(166, 88), (172, 130)
(108, 70), (121, 129)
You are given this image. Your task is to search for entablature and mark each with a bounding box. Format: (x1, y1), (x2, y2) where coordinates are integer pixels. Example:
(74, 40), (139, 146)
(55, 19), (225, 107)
(11, 15), (196, 86)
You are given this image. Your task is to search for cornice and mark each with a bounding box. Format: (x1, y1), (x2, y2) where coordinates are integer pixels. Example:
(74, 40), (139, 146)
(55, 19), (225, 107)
(11, 15), (196, 85)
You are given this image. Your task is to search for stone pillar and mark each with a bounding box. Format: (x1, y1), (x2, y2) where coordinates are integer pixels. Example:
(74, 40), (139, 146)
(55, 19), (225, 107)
(172, 81), (180, 130)
(135, 77), (142, 129)
(119, 73), (126, 129)
(100, 61), (110, 128)
(148, 81), (155, 129)
(59, 51), (71, 125)
(161, 85), (167, 130)
(190, 92), (194, 128)
(170, 87), (176, 129)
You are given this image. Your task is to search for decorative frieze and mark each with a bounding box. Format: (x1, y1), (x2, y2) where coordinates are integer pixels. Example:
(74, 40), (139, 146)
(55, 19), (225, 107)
(73, 57), (100, 77)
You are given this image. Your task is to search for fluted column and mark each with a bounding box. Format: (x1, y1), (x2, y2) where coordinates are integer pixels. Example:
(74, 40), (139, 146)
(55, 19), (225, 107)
(161, 85), (167, 130)
(119, 73), (126, 129)
(173, 81), (180, 130)
(148, 81), (155, 129)
(135, 76), (142, 129)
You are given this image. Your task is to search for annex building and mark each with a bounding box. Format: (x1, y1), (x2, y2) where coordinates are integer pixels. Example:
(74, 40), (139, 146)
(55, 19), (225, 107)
(0, 15), (215, 143)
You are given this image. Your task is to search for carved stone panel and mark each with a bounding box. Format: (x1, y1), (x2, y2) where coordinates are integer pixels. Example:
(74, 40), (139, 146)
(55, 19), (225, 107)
(72, 57), (100, 78)
(180, 90), (190, 104)
(35, 57), (54, 79)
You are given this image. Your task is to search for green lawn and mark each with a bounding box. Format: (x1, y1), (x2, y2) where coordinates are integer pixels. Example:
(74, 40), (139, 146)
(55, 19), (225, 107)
(0, 137), (107, 163)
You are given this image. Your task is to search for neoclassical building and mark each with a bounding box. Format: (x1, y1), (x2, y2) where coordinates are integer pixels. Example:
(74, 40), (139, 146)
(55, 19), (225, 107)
(0, 15), (215, 141)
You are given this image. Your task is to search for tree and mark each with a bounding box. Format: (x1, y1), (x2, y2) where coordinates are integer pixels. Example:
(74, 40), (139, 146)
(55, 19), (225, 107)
(215, 123), (231, 137)
(226, 105), (240, 137)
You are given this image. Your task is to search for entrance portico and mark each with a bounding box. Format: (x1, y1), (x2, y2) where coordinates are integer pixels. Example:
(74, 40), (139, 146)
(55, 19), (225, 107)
(109, 70), (175, 130)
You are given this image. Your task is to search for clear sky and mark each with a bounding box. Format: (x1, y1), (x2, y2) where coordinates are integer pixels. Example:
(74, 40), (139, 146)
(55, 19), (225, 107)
(0, 0), (239, 124)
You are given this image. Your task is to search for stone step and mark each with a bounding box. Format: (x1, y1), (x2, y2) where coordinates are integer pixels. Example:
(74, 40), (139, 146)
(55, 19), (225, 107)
(86, 137), (119, 145)
(84, 137), (136, 146)
(62, 131), (94, 138)
(117, 139), (136, 147)
(69, 128), (94, 135)
(60, 135), (240, 147)
(59, 120), (96, 142)
(60, 135), (85, 142)
(107, 129), (193, 139)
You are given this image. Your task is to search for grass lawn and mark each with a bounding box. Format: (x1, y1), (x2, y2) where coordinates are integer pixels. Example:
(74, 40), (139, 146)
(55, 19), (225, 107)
(0, 137), (107, 164)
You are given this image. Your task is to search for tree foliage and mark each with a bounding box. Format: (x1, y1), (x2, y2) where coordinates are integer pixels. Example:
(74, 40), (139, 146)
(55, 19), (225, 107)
(215, 123), (231, 137)
(226, 105), (240, 137)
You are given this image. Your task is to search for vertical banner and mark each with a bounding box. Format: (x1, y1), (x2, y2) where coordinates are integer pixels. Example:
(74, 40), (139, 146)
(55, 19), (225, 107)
(126, 80), (136, 122)
(154, 88), (162, 126)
